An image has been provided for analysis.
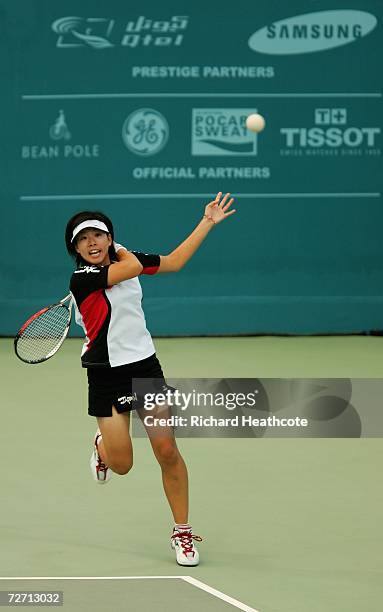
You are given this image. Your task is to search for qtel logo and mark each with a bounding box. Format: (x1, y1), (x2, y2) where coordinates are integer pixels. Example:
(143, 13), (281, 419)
(280, 108), (381, 157)
(122, 109), (169, 156)
(52, 16), (188, 49)
(192, 109), (259, 156)
(248, 10), (377, 55)
(52, 17), (114, 48)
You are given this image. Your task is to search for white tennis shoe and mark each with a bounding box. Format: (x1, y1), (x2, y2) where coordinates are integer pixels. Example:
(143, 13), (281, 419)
(171, 526), (202, 566)
(90, 430), (111, 484)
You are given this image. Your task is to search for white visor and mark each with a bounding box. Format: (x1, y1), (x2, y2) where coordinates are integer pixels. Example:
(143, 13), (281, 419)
(71, 219), (109, 242)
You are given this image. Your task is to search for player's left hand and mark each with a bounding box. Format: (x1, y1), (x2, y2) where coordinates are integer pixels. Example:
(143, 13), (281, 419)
(204, 192), (236, 225)
(114, 241), (127, 252)
(114, 242), (131, 262)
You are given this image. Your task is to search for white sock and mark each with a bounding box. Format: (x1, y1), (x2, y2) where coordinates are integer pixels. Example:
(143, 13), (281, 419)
(174, 523), (191, 532)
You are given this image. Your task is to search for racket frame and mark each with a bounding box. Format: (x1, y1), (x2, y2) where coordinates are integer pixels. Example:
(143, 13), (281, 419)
(14, 294), (73, 364)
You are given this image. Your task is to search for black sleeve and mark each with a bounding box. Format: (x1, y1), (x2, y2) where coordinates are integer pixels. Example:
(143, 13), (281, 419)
(70, 265), (109, 307)
(131, 251), (160, 275)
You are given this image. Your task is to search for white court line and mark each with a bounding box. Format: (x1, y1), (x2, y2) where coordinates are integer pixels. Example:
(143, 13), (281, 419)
(182, 576), (259, 612)
(0, 576), (177, 580)
(22, 92), (382, 99)
(0, 576), (260, 611)
(20, 192), (381, 201)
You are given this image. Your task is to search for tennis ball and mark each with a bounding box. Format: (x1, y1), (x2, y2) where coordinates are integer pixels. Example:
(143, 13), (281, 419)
(246, 113), (265, 133)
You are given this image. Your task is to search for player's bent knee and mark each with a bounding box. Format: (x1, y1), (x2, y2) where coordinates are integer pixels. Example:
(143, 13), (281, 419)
(154, 441), (179, 466)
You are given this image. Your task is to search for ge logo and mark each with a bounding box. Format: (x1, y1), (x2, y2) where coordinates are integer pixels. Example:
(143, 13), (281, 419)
(122, 108), (169, 156)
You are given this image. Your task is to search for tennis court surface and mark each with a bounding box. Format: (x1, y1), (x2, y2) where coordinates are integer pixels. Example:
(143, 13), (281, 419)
(0, 577), (257, 611)
(1, 337), (382, 612)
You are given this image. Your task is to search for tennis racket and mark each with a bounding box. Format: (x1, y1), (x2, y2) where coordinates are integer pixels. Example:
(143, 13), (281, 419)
(14, 294), (73, 364)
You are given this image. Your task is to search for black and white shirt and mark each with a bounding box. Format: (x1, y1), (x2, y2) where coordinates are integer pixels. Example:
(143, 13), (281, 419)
(69, 252), (160, 368)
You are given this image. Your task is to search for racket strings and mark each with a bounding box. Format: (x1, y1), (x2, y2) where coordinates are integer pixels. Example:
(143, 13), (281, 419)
(16, 305), (70, 363)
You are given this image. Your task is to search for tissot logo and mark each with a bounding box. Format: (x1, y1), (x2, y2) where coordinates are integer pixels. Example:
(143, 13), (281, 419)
(248, 10), (377, 55)
(279, 107), (381, 157)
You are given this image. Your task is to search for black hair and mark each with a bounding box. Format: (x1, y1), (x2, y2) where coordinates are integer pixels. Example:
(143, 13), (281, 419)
(65, 210), (117, 267)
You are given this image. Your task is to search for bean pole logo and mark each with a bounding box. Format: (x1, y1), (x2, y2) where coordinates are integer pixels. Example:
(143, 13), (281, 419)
(21, 110), (100, 160)
(49, 110), (71, 141)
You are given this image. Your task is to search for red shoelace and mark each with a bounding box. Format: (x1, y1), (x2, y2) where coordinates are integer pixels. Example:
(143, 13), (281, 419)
(96, 458), (108, 479)
(171, 530), (203, 556)
(95, 436), (108, 479)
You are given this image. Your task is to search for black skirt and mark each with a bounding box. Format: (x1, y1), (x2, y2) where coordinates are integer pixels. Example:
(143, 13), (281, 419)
(87, 353), (170, 417)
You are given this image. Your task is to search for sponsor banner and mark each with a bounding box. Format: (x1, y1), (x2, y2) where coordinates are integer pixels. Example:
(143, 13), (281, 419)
(19, 98), (381, 194)
(131, 378), (383, 438)
(51, 10), (378, 56)
(19, 103), (271, 190)
(11, 5), (378, 97)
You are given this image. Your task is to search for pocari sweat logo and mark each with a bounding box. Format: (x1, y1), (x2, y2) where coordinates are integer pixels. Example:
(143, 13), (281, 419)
(192, 109), (259, 156)
(248, 10), (377, 55)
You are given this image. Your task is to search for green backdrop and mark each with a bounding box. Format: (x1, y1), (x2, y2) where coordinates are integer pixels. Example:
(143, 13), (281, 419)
(1, 1), (382, 335)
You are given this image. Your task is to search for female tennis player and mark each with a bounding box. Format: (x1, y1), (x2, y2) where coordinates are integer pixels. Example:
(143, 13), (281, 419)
(65, 192), (235, 566)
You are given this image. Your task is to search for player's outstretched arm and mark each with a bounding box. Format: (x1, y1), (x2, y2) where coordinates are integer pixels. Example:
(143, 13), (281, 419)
(158, 192), (236, 273)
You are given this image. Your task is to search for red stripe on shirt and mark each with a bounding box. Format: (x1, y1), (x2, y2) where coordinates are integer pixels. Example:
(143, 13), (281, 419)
(141, 266), (159, 275)
(79, 290), (109, 350)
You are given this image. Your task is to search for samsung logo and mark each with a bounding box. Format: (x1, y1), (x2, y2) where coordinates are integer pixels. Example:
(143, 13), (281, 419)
(248, 10), (377, 55)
